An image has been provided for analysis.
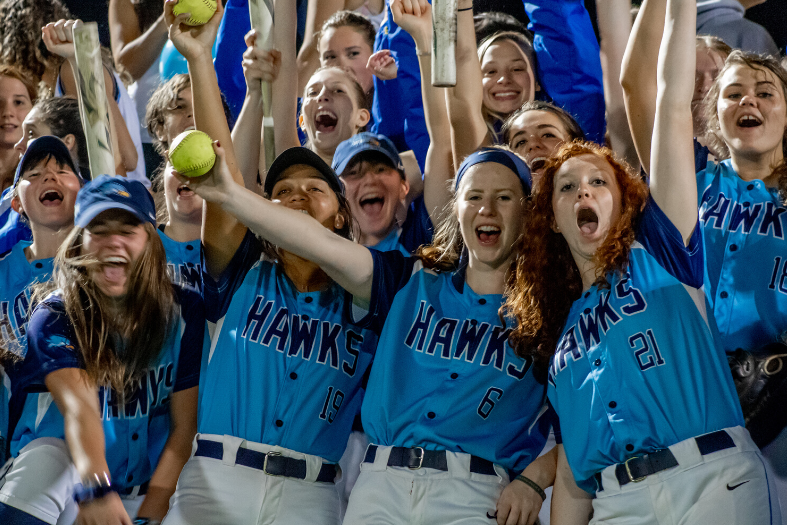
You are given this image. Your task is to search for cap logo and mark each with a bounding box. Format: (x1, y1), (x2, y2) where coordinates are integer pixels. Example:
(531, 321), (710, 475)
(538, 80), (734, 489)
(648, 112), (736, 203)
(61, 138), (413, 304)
(117, 190), (130, 198)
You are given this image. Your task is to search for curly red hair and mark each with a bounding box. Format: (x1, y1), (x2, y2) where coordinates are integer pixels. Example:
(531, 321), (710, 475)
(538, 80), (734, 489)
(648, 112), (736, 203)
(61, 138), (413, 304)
(504, 142), (648, 366)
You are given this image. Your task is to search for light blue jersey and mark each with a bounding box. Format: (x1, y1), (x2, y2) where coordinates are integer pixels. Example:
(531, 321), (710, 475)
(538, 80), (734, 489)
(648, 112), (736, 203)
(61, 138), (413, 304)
(548, 198), (743, 493)
(11, 288), (205, 490)
(359, 249), (550, 473)
(698, 160), (787, 352)
(370, 196), (433, 256)
(0, 241), (52, 461)
(157, 227), (202, 293)
(199, 231), (377, 463)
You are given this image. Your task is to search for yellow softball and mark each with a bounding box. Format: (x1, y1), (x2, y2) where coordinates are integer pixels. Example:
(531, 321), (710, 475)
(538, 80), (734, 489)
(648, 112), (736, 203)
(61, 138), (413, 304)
(172, 0), (217, 26)
(169, 130), (216, 178)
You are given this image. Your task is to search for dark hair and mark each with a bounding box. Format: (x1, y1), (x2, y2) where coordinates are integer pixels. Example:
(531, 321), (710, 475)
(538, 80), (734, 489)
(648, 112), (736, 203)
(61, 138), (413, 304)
(34, 96), (89, 171)
(502, 100), (585, 146)
(11, 148), (77, 224)
(0, 63), (37, 104)
(0, 0), (72, 81)
(474, 12), (531, 45)
(318, 10), (376, 55)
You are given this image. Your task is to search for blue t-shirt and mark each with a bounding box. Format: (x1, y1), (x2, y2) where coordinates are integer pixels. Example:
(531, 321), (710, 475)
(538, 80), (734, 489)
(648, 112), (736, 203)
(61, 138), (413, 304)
(548, 197), (742, 493)
(11, 288), (205, 490)
(0, 242), (52, 460)
(199, 230), (377, 462)
(358, 250), (550, 472)
(370, 196), (433, 256)
(697, 159), (787, 352)
(0, 188), (32, 255)
(157, 227), (202, 294)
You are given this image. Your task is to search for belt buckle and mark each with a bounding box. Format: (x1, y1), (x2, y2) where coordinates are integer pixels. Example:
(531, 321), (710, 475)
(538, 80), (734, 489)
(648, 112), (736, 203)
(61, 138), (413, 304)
(408, 447), (425, 470)
(263, 451), (283, 476)
(624, 456), (646, 483)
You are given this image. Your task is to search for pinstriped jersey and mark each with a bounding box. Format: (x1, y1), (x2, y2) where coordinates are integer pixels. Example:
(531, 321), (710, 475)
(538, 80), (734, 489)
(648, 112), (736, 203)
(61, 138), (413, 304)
(11, 288), (205, 489)
(358, 249), (550, 472)
(698, 160), (787, 352)
(199, 231), (377, 463)
(0, 242), (52, 461)
(548, 198), (743, 493)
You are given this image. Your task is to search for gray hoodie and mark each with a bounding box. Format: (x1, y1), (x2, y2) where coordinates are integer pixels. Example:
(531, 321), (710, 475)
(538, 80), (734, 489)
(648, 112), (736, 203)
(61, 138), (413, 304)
(696, 0), (779, 56)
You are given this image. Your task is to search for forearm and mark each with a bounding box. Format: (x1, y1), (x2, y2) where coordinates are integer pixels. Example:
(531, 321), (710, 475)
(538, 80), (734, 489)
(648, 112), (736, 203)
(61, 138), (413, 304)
(620, 0), (665, 171)
(231, 90), (264, 193)
(520, 446), (557, 491)
(272, 0), (301, 154)
(115, 16), (168, 80)
(550, 445), (592, 525)
(296, 0), (344, 93)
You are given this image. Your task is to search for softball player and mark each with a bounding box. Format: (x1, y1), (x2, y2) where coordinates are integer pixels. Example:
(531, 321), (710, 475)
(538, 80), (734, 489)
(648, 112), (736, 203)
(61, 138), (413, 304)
(506, 0), (778, 521)
(176, 143), (553, 525)
(0, 176), (204, 525)
(0, 137), (80, 465)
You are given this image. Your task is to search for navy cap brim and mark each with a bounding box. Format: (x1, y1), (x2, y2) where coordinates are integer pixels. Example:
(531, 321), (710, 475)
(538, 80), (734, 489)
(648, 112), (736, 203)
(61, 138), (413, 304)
(264, 147), (343, 197)
(14, 136), (81, 187)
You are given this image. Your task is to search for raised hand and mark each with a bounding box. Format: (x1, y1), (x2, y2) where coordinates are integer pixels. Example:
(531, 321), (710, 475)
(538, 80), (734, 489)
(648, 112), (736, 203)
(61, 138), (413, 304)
(391, 0), (432, 49)
(171, 141), (239, 205)
(242, 29), (282, 94)
(367, 50), (398, 80)
(41, 19), (81, 60)
(164, 0), (223, 61)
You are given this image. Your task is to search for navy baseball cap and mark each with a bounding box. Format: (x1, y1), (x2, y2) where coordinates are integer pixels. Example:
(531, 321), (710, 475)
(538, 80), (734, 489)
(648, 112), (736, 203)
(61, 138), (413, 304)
(265, 147), (344, 197)
(75, 176), (156, 228)
(332, 132), (405, 178)
(455, 148), (532, 195)
(14, 135), (82, 188)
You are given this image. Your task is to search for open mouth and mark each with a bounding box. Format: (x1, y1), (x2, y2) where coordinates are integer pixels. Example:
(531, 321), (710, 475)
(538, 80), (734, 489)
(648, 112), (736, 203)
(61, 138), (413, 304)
(577, 207), (599, 235)
(39, 189), (63, 205)
(528, 157), (547, 172)
(492, 91), (520, 102)
(476, 225), (501, 244)
(737, 115), (762, 128)
(359, 193), (385, 215)
(177, 184), (194, 197)
(315, 110), (338, 133)
(100, 256), (129, 284)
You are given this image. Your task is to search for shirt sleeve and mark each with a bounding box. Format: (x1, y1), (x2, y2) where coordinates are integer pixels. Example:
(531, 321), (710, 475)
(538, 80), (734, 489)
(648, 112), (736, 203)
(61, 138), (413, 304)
(18, 298), (81, 393)
(172, 288), (205, 392)
(203, 229), (263, 323)
(549, 400), (562, 444)
(525, 0), (606, 145)
(636, 195), (704, 288)
(399, 196), (434, 254)
(357, 248), (420, 333)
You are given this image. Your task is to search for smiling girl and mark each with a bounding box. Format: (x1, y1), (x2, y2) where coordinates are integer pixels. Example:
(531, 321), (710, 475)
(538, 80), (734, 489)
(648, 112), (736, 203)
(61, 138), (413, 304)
(0, 66), (35, 191)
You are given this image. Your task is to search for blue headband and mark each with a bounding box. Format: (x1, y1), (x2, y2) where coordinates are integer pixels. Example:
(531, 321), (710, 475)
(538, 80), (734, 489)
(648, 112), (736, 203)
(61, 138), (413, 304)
(454, 148), (532, 195)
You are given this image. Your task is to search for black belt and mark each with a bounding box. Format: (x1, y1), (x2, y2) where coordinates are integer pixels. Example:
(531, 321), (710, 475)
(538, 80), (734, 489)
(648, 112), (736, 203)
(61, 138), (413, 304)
(194, 439), (337, 483)
(120, 480), (149, 496)
(597, 429), (736, 491)
(364, 445), (497, 476)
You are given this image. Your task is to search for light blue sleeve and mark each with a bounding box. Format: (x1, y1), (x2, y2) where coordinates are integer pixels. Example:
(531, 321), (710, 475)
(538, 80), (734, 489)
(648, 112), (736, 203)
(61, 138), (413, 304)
(524, 0), (606, 144)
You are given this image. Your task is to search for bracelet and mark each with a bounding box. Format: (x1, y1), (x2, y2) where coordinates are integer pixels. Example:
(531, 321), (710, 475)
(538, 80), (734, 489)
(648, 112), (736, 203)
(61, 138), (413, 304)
(415, 48), (432, 57)
(73, 472), (116, 505)
(457, 6), (473, 12)
(515, 474), (546, 501)
(134, 519), (162, 525)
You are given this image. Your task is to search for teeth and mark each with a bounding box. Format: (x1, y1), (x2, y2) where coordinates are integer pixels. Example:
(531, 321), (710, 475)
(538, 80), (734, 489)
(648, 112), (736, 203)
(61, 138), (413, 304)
(104, 256), (127, 264)
(316, 110), (337, 119)
(361, 193), (383, 201)
(478, 226), (500, 232)
(494, 92), (517, 98)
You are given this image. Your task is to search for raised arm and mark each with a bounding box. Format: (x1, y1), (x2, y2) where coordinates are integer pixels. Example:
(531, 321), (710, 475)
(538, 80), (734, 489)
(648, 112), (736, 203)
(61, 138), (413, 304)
(550, 444), (592, 525)
(650, 0), (696, 242)
(165, 0), (245, 277)
(231, 29), (281, 193)
(620, 0), (665, 171)
(445, 0), (490, 167)
(296, 0), (345, 94)
(108, 0), (168, 81)
(524, 0), (605, 145)
(46, 368), (132, 525)
(179, 144), (375, 302)
(596, 0), (639, 169)
(271, 0), (301, 154)
(392, 0), (453, 223)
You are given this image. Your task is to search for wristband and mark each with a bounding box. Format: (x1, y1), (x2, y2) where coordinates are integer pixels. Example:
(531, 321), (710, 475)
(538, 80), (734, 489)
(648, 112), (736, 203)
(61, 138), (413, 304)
(515, 474), (546, 501)
(457, 6), (473, 12)
(134, 519), (162, 525)
(73, 472), (116, 505)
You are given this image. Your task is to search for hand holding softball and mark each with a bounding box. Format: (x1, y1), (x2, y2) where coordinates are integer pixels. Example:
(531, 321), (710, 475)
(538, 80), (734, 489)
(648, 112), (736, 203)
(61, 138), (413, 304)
(171, 140), (238, 206)
(164, 0), (222, 62)
(391, 0), (433, 50)
(41, 19), (81, 60)
(368, 50), (398, 81)
(242, 30), (282, 93)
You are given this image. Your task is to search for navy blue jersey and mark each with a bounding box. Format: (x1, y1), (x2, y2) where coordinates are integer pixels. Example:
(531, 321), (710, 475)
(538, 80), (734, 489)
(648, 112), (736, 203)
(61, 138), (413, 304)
(157, 227), (202, 293)
(698, 160), (787, 352)
(199, 230), (377, 462)
(548, 197), (742, 493)
(11, 287), (205, 489)
(358, 250), (550, 472)
(370, 196), (433, 255)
